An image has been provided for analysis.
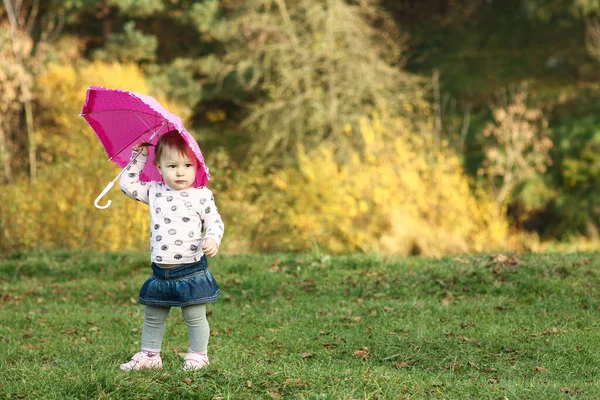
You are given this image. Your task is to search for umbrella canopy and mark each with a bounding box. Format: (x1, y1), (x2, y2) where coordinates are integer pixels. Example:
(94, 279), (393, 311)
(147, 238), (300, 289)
(81, 86), (210, 187)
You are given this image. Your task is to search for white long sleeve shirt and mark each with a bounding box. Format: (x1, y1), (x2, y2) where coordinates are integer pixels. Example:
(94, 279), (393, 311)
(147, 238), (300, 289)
(119, 153), (224, 264)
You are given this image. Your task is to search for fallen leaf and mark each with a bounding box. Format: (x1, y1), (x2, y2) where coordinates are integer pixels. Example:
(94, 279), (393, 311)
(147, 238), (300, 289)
(353, 347), (369, 358)
(488, 377), (500, 384)
(457, 336), (481, 346)
(533, 366), (547, 372)
(301, 352), (312, 359)
(489, 254), (520, 265)
(246, 381), (252, 388)
(452, 257), (469, 263)
(284, 378), (303, 386)
(268, 387), (281, 399)
(182, 378), (193, 385)
(532, 327), (563, 337)
(395, 361), (409, 368)
(560, 387), (582, 394)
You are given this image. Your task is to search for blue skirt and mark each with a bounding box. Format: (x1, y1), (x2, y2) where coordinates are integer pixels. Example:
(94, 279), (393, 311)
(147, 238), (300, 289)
(139, 256), (220, 307)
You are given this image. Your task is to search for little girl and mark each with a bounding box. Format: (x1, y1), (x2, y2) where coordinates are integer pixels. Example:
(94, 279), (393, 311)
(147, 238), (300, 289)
(118, 130), (224, 371)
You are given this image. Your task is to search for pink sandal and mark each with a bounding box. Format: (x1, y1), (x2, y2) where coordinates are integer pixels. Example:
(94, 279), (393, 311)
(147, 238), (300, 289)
(120, 351), (163, 371)
(183, 352), (210, 371)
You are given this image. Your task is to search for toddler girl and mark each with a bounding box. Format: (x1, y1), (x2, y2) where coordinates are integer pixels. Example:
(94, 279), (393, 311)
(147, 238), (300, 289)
(118, 130), (224, 371)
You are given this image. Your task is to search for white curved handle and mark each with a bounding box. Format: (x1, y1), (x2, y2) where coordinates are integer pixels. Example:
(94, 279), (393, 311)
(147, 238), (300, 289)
(94, 130), (159, 210)
(94, 181), (115, 209)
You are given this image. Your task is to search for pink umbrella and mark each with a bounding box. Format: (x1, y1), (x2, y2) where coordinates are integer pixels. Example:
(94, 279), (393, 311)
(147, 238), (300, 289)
(81, 86), (210, 209)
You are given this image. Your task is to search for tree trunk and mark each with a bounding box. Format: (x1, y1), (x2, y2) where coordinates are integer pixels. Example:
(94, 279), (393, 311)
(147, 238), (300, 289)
(24, 97), (36, 182)
(0, 126), (13, 183)
(3, 0), (39, 183)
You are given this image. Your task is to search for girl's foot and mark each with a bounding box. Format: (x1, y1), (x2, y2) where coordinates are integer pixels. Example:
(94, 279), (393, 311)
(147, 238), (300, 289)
(183, 352), (209, 371)
(120, 351), (163, 370)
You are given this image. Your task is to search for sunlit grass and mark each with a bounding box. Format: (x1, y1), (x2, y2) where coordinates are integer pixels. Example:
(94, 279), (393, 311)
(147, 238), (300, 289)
(1, 250), (599, 399)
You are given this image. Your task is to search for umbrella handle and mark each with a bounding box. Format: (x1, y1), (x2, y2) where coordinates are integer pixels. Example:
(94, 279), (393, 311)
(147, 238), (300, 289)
(94, 181), (114, 209)
(94, 132), (159, 210)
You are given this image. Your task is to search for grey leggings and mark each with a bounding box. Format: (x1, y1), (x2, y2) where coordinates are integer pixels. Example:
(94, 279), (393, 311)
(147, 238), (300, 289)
(141, 304), (209, 354)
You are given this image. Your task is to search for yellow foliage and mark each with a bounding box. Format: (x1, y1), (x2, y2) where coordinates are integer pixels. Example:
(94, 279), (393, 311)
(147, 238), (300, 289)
(0, 61), (193, 254)
(0, 61), (511, 257)
(0, 159), (149, 253)
(215, 114), (511, 256)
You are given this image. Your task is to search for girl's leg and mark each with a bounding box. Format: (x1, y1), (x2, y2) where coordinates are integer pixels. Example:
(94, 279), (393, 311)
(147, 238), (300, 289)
(120, 305), (170, 370)
(181, 304), (209, 354)
(141, 305), (171, 354)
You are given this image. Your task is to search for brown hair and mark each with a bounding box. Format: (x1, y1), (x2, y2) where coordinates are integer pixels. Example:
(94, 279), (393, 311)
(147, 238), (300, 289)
(154, 130), (192, 165)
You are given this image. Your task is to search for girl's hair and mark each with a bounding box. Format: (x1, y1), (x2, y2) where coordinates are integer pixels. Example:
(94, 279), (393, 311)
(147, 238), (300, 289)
(154, 130), (193, 165)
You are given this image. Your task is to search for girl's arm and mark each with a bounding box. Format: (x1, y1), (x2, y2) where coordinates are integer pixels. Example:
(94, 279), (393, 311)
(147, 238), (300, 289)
(199, 188), (225, 255)
(119, 146), (151, 205)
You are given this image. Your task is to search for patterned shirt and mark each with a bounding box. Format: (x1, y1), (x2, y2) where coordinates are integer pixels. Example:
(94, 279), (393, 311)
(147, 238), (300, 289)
(119, 153), (224, 264)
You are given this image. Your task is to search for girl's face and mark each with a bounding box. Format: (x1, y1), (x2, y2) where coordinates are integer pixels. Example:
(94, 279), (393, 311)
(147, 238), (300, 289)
(156, 146), (198, 190)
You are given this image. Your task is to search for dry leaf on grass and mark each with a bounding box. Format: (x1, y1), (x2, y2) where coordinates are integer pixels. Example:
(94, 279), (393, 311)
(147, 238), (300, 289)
(268, 387), (281, 399)
(353, 347), (369, 358)
(284, 378), (303, 387)
(560, 387), (582, 394)
(532, 327), (563, 337)
(488, 253), (520, 266)
(393, 360), (418, 368)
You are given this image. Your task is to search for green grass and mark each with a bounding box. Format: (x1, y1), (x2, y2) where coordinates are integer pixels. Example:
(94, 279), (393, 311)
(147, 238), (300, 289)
(1, 250), (599, 399)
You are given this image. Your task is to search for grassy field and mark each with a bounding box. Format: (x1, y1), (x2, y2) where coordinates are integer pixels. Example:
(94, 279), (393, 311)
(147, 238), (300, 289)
(1, 250), (599, 399)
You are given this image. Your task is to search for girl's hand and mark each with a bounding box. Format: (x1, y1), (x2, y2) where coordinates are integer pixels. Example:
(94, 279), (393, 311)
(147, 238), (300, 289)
(202, 238), (219, 257)
(133, 142), (151, 156)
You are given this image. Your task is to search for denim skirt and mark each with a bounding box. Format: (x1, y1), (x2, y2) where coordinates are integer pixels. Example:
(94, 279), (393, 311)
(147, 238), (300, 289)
(139, 256), (220, 307)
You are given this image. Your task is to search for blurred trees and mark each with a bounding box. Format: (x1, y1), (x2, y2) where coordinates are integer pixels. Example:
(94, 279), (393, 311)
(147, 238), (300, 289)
(0, 0), (62, 183)
(0, 0), (599, 254)
(0, 62), (152, 252)
(478, 83), (552, 206)
(522, 0), (600, 20)
(215, 0), (422, 158)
